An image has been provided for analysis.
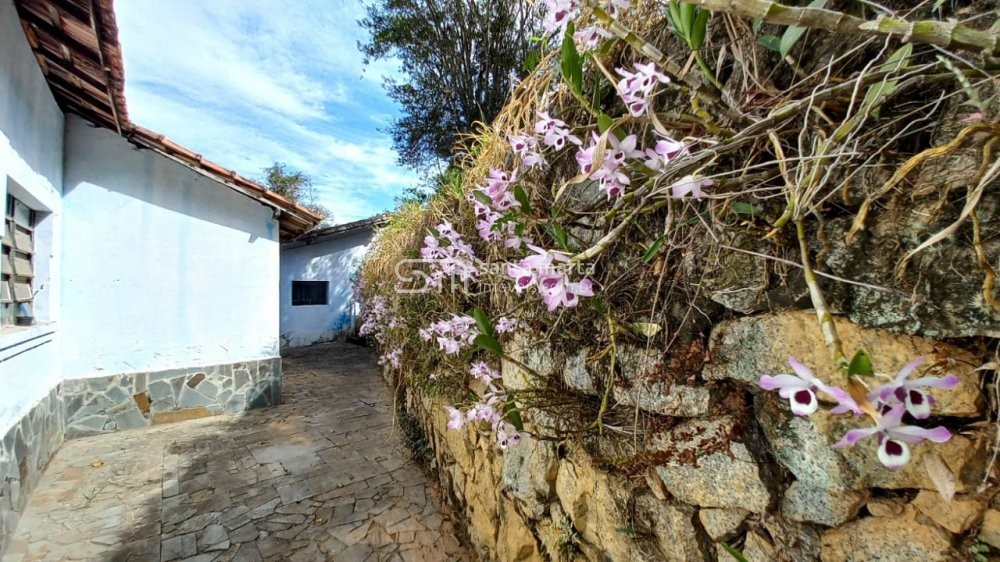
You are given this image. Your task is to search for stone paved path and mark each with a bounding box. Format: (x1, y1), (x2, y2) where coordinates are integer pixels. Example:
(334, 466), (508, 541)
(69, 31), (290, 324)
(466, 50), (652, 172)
(4, 343), (468, 562)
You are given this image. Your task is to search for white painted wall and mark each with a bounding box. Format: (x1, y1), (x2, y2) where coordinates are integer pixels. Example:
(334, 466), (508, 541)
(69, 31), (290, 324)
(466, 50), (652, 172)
(0, 0), (65, 435)
(61, 115), (281, 378)
(280, 229), (371, 347)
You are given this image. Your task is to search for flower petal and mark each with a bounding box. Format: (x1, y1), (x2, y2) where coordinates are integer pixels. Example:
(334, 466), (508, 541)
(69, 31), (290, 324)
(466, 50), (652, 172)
(818, 384), (861, 415)
(893, 356), (926, 384)
(877, 438), (911, 469)
(788, 388), (818, 416)
(831, 427), (880, 448)
(759, 374), (807, 392)
(904, 388), (933, 420)
(907, 373), (959, 390)
(787, 356), (819, 385)
(889, 424), (952, 445)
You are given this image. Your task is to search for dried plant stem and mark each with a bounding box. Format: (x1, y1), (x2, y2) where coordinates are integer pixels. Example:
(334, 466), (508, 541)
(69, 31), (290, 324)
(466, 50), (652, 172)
(590, 317), (619, 436)
(680, 0), (1000, 56)
(795, 220), (846, 372)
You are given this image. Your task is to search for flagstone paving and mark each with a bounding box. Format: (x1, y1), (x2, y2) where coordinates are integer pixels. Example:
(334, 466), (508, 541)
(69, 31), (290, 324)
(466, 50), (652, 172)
(3, 343), (468, 562)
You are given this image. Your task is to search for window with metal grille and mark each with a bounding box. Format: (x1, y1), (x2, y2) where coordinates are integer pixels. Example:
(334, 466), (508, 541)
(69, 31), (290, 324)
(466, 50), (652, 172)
(2, 194), (35, 326)
(291, 281), (328, 306)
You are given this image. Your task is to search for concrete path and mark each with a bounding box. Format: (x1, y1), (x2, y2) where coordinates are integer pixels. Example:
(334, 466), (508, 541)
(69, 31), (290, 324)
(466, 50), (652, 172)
(3, 343), (468, 562)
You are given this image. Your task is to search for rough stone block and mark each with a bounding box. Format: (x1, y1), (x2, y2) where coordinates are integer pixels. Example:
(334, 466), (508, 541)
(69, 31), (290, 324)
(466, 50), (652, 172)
(613, 381), (710, 417)
(820, 507), (952, 561)
(705, 310), (982, 417)
(651, 416), (771, 512)
(781, 481), (867, 527)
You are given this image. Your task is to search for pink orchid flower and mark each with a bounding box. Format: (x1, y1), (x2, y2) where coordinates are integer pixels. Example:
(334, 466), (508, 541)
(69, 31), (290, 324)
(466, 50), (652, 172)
(760, 357), (861, 416)
(869, 357), (959, 419)
(832, 404), (952, 469)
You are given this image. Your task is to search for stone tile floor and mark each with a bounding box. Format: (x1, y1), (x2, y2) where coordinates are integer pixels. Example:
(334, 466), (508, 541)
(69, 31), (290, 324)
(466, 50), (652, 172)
(4, 343), (469, 562)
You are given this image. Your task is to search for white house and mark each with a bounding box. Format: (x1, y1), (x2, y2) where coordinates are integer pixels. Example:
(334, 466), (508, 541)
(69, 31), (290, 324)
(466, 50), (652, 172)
(0, 0), (323, 553)
(280, 217), (382, 348)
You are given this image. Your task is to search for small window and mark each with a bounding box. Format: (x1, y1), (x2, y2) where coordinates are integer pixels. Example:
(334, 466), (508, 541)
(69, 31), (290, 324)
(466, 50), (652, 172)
(292, 281), (328, 306)
(2, 194), (35, 326)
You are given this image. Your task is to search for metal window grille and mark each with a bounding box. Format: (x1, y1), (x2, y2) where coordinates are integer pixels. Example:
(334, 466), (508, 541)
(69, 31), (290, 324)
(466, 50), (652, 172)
(1, 194), (35, 326)
(291, 281), (328, 306)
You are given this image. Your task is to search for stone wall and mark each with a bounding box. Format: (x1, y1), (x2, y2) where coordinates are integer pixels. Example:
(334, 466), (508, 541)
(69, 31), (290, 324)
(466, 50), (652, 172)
(400, 310), (995, 561)
(62, 357), (282, 439)
(0, 386), (64, 557)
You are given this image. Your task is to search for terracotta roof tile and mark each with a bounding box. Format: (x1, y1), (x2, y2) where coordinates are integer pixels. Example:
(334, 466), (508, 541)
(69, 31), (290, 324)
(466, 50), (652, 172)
(12, 0), (324, 238)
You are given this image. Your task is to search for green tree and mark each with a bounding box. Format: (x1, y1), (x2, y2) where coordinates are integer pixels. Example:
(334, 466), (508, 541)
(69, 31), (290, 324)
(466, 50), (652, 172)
(259, 162), (332, 224)
(359, 0), (539, 170)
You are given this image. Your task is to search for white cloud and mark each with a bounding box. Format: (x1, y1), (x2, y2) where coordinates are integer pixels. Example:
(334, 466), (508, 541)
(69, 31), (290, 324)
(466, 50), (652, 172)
(115, 0), (415, 224)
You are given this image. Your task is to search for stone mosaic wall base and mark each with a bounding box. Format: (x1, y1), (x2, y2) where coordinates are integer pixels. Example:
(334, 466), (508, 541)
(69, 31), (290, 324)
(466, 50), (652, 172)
(62, 357), (282, 439)
(0, 386), (64, 557)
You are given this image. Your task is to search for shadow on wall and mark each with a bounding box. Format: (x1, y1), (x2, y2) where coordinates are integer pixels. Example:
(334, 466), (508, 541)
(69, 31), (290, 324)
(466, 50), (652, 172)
(280, 234), (370, 347)
(62, 117), (276, 241)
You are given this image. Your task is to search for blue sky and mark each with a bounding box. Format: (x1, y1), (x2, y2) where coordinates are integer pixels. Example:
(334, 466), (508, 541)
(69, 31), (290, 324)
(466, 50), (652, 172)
(115, 0), (417, 224)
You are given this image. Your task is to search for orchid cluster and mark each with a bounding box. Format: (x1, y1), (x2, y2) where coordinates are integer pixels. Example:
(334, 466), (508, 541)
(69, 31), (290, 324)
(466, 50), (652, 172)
(616, 62), (670, 116)
(577, 132), (642, 198)
(377, 347), (402, 369)
(542, 0), (629, 44)
(469, 169), (532, 250)
(535, 112), (582, 151)
(419, 314), (480, 355)
(507, 245), (594, 311)
(444, 361), (522, 449)
(760, 356), (958, 469)
(359, 295), (391, 340)
(420, 220), (480, 288)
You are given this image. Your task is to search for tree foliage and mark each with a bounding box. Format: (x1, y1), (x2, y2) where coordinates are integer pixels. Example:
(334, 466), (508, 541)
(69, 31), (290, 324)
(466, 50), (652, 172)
(259, 162), (331, 224)
(359, 0), (539, 169)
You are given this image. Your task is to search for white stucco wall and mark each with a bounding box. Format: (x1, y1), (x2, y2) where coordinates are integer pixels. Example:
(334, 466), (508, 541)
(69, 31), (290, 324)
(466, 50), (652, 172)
(280, 229), (371, 347)
(0, 0), (65, 435)
(61, 115), (281, 378)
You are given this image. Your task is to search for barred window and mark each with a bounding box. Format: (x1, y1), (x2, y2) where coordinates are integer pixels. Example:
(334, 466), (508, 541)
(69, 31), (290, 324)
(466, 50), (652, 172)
(1, 194), (35, 326)
(292, 281), (328, 306)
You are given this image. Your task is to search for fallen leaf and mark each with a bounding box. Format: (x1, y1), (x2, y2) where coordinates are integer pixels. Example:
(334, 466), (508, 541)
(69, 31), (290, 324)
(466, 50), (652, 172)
(924, 451), (956, 502)
(630, 322), (662, 338)
(90, 460), (104, 468)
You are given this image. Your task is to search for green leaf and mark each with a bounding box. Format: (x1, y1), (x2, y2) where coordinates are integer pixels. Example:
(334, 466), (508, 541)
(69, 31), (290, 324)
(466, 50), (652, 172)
(679, 3), (695, 42)
(642, 235), (665, 263)
(757, 34), (781, 53)
(729, 202), (762, 216)
(471, 307), (494, 338)
(503, 395), (524, 431)
(548, 224), (572, 252)
(721, 543), (749, 562)
(474, 333), (503, 356)
(691, 7), (711, 50)
(514, 185), (532, 213)
(848, 349), (875, 378)
(667, 0), (683, 35)
(779, 0), (826, 57)
(560, 23), (583, 96)
(630, 322), (662, 337)
(752, 18), (763, 33)
(472, 190), (494, 206)
(522, 49), (541, 73)
(860, 43), (912, 119)
(597, 113), (614, 133)
(590, 297), (608, 315)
